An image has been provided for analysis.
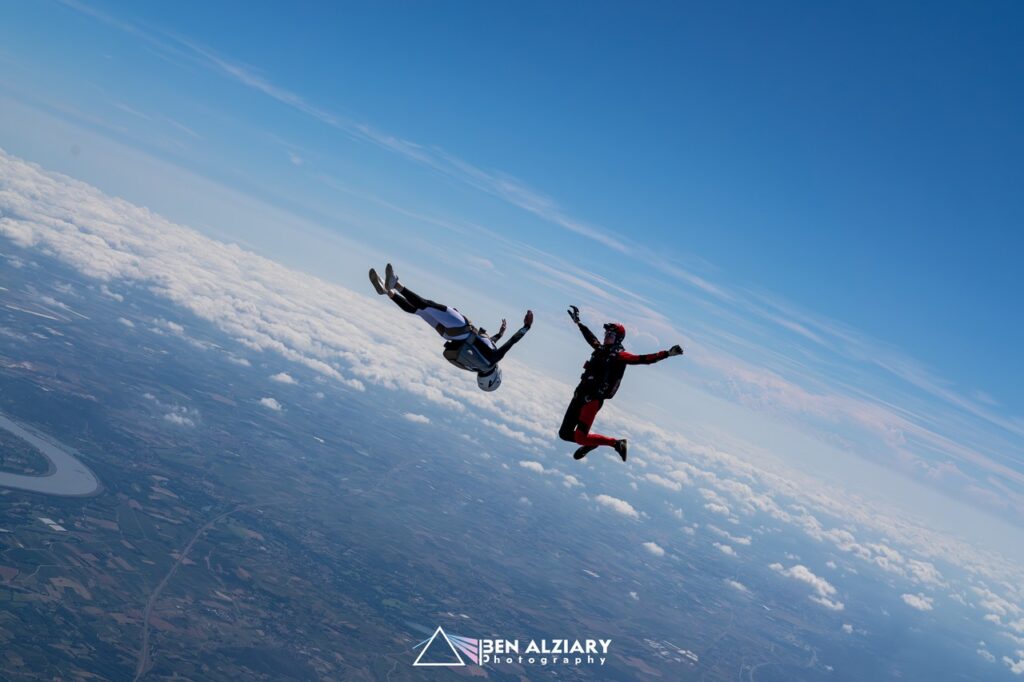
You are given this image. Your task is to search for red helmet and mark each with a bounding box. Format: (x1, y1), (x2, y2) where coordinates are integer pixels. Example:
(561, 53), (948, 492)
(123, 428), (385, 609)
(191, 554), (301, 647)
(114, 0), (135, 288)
(603, 322), (626, 344)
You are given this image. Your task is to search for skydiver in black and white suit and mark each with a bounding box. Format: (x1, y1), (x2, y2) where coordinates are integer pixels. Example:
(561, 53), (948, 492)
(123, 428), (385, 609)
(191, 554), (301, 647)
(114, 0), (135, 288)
(369, 263), (532, 391)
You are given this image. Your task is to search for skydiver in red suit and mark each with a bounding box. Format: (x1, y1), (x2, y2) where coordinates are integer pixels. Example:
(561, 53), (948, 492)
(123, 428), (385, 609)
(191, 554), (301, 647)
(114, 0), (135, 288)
(559, 306), (683, 462)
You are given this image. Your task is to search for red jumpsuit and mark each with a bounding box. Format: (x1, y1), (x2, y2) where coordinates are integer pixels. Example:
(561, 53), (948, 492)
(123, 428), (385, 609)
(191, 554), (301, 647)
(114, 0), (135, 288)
(559, 323), (670, 448)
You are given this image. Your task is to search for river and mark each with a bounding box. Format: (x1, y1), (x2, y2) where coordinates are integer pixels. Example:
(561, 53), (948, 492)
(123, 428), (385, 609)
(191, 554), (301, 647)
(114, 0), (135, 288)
(0, 414), (101, 496)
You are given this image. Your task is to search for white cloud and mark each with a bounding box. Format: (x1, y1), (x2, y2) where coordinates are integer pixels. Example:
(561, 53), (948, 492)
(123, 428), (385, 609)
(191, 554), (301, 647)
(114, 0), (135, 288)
(1005, 652), (1024, 674)
(725, 579), (749, 593)
(147, 396), (200, 427)
(100, 284), (123, 301)
(595, 494), (639, 520)
(707, 524), (752, 546)
(772, 563), (844, 611)
(259, 397), (282, 411)
(704, 502), (732, 516)
(977, 648), (995, 663)
(666, 468), (693, 486)
(868, 542), (906, 573)
(699, 487), (727, 504)
(629, 591), (639, 601)
(642, 541), (665, 557)
(39, 294), (70, 311)
(842, 624), (853, 634)
(901, 593), (934, 612)
(270, 372), (297, 384)
(777, 564), (835, 597)
(972, 586), (1022, 619)
(714, 542), (736, 556)
(1000, 632), (1024, 648)
(906, 559), (945, 587)
(517, 460), (581, 489)
(117, 317), (134, 328)
(482, 418), (545, 447)
(645, 473), (682, 492)
(163, 412), (194, 427)
(403, 412), (430, 424)
(155, 318), (185, 335)
(810, 596), (846, 611)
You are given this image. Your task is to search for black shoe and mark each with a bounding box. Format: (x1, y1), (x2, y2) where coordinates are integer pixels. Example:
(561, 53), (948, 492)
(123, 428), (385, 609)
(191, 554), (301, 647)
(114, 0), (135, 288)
(368, 268), (387, 295)
(573, 445), (597, 460)
(614, 439), (628, 462)
(385, 263), (400, 291)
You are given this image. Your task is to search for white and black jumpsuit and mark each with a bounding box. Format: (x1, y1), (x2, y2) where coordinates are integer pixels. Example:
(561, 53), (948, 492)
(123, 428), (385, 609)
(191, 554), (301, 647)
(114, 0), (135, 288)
(390, 286), (528, 373)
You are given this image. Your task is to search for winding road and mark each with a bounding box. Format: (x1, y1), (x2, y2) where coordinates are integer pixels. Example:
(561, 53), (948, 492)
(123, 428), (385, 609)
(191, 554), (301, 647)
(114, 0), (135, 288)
(133, 505), (248, 681)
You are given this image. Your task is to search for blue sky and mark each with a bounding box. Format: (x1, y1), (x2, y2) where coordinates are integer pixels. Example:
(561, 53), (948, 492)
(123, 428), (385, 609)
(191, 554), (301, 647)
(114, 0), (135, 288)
(2, 1), (1023, 540)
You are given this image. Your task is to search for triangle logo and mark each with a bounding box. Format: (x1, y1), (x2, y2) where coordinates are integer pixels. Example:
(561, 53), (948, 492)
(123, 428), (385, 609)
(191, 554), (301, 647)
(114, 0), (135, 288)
(413, 626), (465, 667)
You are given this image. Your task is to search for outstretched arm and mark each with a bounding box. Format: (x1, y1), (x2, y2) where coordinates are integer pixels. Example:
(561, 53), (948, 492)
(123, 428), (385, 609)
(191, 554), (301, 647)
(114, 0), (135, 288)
(568, 305), (600, 349)
(620, 345), (683, 365)
(491, 311), (533, 363)
(578, 323), (600, 349)
(490, 318), (508, 342)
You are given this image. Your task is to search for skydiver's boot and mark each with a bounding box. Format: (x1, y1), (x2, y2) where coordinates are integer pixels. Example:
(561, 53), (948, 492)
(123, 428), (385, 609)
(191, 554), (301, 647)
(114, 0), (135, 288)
(369, 268), (388, 295)
(614, 439), (628, 462)
(573, 445), (597, 460)
(385, 263), (401, 291)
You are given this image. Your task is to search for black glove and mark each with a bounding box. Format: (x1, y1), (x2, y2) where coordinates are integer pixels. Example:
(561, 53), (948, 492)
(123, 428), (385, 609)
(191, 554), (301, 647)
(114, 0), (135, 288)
(568, 305), (580, 324)
(523, 310), (534, 329)
(668, 344), (684, 357)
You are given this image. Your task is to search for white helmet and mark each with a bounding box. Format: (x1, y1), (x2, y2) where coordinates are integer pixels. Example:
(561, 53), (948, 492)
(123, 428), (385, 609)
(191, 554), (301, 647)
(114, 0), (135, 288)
(477, 366), (502, 391)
